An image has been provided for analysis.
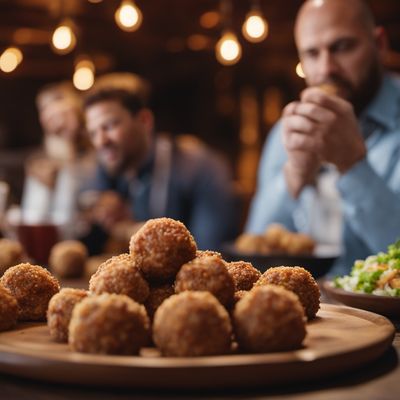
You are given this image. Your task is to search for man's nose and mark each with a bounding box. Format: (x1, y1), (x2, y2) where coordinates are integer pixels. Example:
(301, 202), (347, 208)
(317, 51), (340, 79)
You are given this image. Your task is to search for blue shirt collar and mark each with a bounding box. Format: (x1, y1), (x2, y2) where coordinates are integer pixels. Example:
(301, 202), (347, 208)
(360, 73), (400, 132)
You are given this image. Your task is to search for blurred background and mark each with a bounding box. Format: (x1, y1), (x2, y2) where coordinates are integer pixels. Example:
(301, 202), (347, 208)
(0, 0), (400, 206)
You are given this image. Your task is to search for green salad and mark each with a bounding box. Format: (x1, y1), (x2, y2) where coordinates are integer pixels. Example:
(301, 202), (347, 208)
(334, 240), (400, 297)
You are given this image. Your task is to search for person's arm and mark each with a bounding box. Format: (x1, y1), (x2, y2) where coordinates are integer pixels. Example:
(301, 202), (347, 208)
(245, 123), (298, 233)
(338, 157), (400, 252)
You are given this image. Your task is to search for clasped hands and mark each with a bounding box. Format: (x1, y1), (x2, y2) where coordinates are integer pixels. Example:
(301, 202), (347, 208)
(282, 87), (367, 198)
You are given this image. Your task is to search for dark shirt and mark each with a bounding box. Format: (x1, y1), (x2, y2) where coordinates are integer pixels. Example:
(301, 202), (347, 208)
(88, 134), (240, 252)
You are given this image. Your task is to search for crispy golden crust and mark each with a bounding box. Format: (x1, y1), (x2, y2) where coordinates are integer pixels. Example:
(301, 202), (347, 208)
(47, 288), (88, 342)
(153, 291), (232, 357)
(175, 255), (235, 307)
(233, 285), (306, 353)
(255, 266), (320, 320)
(69, 293), (150, 355)
(233, 290), (248, 305)
(144, 283), (175, 319)
(129, 218), (197, 281)
(195, 250), (222, 260)
(1, 263), (60, 321)
(89, 254), (149, 304)
(49, 240), (88, 278)
(226, 261), (261, 291)
(0, 283), (18, 331)
(0, 239), (25, 276)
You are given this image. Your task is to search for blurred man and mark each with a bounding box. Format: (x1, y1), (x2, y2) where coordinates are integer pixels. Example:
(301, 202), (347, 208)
(246, 0), (400, 274)
(82, 74), (239, 252)
(21, 82), (94, 233)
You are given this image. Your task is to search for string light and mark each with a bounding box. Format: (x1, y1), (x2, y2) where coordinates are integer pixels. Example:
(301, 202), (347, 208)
(73, 58), (95, 91)
(115, 0), (143, 32)
(242, 11), (268, 43)
(51, 20), (76, 55)
(296, 62), (305, 78)
(0, 47), (23, 73)
(215, 31), (242, 66)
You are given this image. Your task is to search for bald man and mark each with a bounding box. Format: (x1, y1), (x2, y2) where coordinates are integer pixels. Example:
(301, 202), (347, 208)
(246, 0), (400, 275)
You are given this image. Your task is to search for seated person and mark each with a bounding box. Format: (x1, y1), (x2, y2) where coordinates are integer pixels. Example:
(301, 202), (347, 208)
(81, 73), (240, 253)
(21, 82), (95, 237)
(246, 0), (400, 275)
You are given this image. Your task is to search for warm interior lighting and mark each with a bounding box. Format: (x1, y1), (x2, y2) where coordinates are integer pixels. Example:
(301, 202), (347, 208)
(215, 31), (242, 66)
(296, 62), (305, 78)
(51, 21), (76, 54)
(88, 0), (103, 3)
(242, 10), (268, 43)
(115, 0), (143, 32)
(0, 47), (23, 73)
(187, 34), (209, 51)
(73, 58), (95, 91)
(199, 11), (220, 29)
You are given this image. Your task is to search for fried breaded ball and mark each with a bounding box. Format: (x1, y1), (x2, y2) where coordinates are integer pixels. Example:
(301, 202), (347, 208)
(255, 266), (320, 320)
(1, 263), (60, 321)
(129, 218), (197, 281)
(153, 291), (232, 357)
(175, 255), (235, 307)
(144, 283), (175, 319)
(195, 250), (223, 260)
(89, 254), (149, 304)
(280, 233), (315, 255)
(47, 288), (88, 342)
(49, 240), (88, 278)
(226, 261), (261, 291)
(233, 290), (248, 305)
(0, 239), (25, 276)
(69, 293), (150, 355)
(0, 283), (18, 331)
(235, 233), (271, 254)
(318, 83), (339, 95)
(233, 285), (306, 353)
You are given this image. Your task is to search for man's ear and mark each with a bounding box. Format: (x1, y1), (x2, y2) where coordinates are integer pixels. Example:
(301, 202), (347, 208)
(374, 26), (389, 61)
(136, 108), (154, 132)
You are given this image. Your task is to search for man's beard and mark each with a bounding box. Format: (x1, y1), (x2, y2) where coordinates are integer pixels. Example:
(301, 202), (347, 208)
(313, 58), (383, 116)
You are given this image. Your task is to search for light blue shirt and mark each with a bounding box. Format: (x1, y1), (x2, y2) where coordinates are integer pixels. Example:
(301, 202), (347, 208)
(246, 74), (400, 276)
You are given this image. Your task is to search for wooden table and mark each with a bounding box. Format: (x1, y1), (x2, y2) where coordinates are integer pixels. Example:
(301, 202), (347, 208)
(0, 283), (399, 400)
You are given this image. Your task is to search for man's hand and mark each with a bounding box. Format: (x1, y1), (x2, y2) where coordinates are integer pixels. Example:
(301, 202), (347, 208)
(284, 88), (367, 173)
(281, 87), (367, 197)
(282, 101), (321, 198)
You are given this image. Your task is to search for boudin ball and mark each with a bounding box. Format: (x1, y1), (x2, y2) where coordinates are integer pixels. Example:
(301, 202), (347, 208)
(69, 293), (150, 355)
(129, 218), (197, 281)
(0, 238), (25, 276)
(89, 253), (149, 303)
(226, 261), (261, 291)
(47, 288), (88, 342)
(0, 283), (18, 331)
(144, 283), (175, 320)
(233, 285), (307, 353)
(1, 263), (60, 321)
(49, 240), (88, 278)
(255, 266), (320, 320)
(153, 291), (232, 357)
(175, 255), (235, 307)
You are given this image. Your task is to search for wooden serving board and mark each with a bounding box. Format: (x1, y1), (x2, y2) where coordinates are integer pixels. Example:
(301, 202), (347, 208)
(0, 304), (394, 389)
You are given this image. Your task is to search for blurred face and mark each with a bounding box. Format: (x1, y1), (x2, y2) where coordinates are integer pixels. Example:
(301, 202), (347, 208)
(85, 100), (150, 176)
(295, 0), (385, 113)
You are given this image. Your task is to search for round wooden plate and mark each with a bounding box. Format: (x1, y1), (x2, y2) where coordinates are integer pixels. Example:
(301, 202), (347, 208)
(0, 304), (394, 389)
(323, 281), (400, 318)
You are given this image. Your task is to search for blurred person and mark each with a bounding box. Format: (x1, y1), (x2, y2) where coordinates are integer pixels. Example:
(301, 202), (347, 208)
(246, 0), (400, 275)
(21, 82), (95, 236)
(81, 73), (240, 253)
